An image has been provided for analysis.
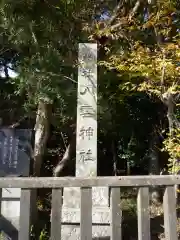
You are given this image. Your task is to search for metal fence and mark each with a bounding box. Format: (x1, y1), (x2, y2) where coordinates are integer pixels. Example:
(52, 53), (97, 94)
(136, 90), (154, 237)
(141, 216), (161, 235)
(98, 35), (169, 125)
(0, 175), (179, 240)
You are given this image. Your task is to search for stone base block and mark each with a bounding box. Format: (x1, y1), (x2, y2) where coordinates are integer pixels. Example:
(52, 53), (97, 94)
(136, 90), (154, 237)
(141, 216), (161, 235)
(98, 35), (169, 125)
(61, 224), (110, 240)
(61, 207), (111, 240)
(62, 207), (110, 224)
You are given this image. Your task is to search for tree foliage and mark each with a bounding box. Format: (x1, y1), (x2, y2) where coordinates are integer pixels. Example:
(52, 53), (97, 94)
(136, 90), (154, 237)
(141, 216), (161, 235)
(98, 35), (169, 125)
(0, 0), (179, 177)
(92, 0), (180, 174)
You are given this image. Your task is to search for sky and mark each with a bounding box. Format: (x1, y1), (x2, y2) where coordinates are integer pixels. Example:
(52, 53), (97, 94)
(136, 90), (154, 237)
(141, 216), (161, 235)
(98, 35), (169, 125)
(0, 68), (17, 78)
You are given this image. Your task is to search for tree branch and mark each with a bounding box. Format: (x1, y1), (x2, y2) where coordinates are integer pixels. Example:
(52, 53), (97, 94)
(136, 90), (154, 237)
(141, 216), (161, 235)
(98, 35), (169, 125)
(129, 0), (141, 20)
(175, 93), (180, 102)
(39, 71), (78, 84)
(53, 133), (76, 177)
(108, 0), (124, 25)
(9, 116), (29, 128)
(110, 0), (142, 30)
(160, 50), (166, 93)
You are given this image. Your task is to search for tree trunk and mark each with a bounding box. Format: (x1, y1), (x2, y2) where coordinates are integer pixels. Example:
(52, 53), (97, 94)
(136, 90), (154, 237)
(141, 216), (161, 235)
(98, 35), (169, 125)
(33, 98), (52, 176)
(162, 92), (180, 198)
(53, 133), (76, 177)
(162, 92), (178, 175)
(149, 131), (161, 204)
(162, 92), (175, 136)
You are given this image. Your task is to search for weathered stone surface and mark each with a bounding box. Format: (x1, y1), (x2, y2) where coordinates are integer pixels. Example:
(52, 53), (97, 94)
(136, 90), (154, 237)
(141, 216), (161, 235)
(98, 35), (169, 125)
(61, 43), (110, 239)
(0, 129), (33, 239)
(1, 188), (21, 230)
(62, 207), (110, 224)
(61, 204), (111, 239)
(76, 44), (97, 177)
(0, 128), (32, 177)
(63, 187), (109, 208)
(61, 225), (110, 240)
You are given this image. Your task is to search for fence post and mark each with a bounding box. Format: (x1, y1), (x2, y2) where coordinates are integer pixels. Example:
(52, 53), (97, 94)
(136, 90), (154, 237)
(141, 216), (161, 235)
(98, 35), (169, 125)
(0, 188), (2, 215)
(80, 187), (92, 240)
(163, 186), (177, 240)
(110, 187), (122, 240)
(50, 188), (63, 240)
(19, 189), (33, 240)
(137, 187), (150, 240)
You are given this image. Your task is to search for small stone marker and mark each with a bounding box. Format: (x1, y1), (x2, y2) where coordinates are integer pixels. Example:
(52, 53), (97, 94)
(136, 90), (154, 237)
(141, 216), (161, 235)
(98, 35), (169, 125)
(0, 128), (32, 177)
(61, 43), (110, 239)
(0, 128), (33, 239)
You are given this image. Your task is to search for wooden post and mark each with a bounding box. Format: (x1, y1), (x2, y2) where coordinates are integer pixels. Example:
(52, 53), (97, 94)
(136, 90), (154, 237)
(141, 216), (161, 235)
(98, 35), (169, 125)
(50, 188), (62, 240)
(0, 188), (2, 215)
(80, 187), (92, 240)
(19, 189), (32, 240)
(0, 188), (2, 236)
(110, 187), (122, 240)
(137, 187), (150, 240)
(163, 186), (177, 240)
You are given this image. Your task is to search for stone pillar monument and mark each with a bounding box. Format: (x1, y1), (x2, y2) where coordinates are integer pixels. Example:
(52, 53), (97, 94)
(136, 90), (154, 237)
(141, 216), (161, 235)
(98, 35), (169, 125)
(61, 43), (110, 239)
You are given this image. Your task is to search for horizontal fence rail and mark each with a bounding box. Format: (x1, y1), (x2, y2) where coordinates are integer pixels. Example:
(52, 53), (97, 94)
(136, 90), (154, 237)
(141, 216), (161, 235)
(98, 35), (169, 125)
(0, 175), (180, 188)
(0, 175), (179, 240)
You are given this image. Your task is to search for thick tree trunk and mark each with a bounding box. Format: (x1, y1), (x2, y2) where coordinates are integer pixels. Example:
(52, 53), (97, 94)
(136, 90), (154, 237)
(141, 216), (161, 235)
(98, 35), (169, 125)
(33, 98), (52, 176)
